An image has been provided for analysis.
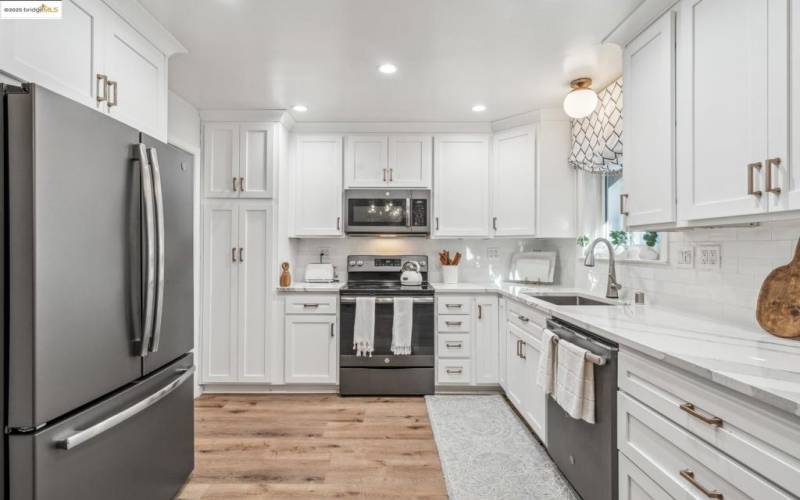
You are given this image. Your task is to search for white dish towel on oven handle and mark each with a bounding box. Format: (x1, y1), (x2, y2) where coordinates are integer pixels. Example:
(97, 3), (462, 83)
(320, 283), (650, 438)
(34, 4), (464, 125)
(353, 296), (375, 357)
(391, 297), (413, 355)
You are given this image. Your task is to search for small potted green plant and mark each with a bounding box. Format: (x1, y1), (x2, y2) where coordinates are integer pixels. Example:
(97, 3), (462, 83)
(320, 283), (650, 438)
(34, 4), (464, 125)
(639, 231), (660, 260)
(609, 230), (629, 256)
(576, 234), (591, 257)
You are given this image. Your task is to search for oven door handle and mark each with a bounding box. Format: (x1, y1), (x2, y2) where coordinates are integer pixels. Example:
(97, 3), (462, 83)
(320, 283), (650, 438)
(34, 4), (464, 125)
(340, 296), (433, 304)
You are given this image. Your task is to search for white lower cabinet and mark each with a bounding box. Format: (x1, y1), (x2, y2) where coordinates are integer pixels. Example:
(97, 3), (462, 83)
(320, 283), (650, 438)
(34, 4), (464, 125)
(504, 324), (526, 408)
(202, 201), (272, 384)
(284, 313), (337, 384)
(619, 453), (672, 500)
(618, 349), (800, 499)
(435, 294), (498, 386)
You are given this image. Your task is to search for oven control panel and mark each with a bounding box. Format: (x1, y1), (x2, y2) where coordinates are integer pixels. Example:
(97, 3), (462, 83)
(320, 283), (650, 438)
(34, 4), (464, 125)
(347, 255), (428, 272)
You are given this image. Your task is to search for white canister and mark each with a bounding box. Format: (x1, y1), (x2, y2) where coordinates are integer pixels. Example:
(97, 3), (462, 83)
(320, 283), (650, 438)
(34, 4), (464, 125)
(442, 265), (459, 284)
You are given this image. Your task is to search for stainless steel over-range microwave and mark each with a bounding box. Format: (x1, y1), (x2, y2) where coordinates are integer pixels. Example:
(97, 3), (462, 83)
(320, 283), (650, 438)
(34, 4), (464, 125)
(344, 189), (430, 235)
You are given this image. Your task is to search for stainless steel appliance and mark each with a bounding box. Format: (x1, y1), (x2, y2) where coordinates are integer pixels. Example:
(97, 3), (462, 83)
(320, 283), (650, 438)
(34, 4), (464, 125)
(2, 83), (195, 499)
(339, 255), (434, 395)
(344, 189), (430, 235)
(546, 318), (619, 500)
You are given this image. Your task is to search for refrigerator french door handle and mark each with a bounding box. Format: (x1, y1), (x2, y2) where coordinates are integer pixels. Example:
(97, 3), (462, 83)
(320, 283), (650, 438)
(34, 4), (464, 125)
(137, 144), (156, 357)
(55, 366), (195, 450)
(147, 147), (166, 353)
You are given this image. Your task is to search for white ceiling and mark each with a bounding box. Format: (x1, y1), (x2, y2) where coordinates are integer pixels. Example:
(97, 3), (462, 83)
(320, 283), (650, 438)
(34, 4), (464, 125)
(140, 0), (638, 122)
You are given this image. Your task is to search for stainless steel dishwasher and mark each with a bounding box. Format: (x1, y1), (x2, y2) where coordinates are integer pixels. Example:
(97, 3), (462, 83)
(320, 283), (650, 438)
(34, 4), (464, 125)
(546, 318), (619, 500)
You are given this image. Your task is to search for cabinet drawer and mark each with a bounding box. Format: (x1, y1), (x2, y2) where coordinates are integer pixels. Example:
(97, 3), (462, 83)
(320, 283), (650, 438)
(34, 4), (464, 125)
(437, 296), (472, 315)
(506, 301), (547, 337)
(437, 315), (471, 333)
(619, 349), (800, 496)
(284, 294), (338, 314)
(437, 360), (471, 384)
(437, 333), (471, 358)
(618, 392), (794, 500)
(618, 453), (672, 500)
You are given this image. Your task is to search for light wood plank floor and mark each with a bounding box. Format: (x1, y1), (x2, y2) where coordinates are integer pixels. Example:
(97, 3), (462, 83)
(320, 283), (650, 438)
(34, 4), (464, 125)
(176, 394), (448, 500)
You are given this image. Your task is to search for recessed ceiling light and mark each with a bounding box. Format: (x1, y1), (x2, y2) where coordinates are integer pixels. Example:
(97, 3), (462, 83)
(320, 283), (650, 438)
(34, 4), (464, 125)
(292, 104), (308, 112)
(472, 104), (487, 112)
(378, 63), (398, 74)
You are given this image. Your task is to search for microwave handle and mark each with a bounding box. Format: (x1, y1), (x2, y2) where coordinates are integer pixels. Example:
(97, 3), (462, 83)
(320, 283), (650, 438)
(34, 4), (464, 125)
(406, 198), (412, 227)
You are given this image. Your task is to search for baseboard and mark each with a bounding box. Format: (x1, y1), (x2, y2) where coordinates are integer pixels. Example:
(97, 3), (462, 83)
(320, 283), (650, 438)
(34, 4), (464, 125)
(435, 384), (503, 395)
(201, 383), (339, 394)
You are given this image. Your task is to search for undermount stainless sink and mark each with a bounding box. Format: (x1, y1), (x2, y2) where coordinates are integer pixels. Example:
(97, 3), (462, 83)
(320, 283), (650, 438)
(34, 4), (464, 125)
(520, 293), (615, 306)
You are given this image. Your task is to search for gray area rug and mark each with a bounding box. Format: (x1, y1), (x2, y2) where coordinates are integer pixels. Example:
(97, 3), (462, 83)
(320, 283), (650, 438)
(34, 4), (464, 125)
(425, 395), (578, 500)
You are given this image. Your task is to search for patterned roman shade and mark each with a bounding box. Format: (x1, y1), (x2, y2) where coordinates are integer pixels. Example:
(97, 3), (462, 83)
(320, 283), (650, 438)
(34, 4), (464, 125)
(568, 78), (623, 175)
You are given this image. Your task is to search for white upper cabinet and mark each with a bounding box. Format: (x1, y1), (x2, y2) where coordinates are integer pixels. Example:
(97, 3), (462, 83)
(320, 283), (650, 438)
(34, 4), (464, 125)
(0, 0), (105, 110)
(203, 122), (272, 199)
(238, 123), (273, 198)
(536, 117), (576, 237)
(433, 135), (491, 237)
(676, 0), (787, 221)
(623, 10), (676, 228)
(344, 134), (431, 188)
(293, 135), (344, 237)
(388, 135), (432, 187)
(204, 123), (239, 198)
(777, 2), (800, 211)
(0, 0), (181, 141)
(104, 12), (167, 140)
(492, 126), (536, 237)
(344, 135), (388, 187)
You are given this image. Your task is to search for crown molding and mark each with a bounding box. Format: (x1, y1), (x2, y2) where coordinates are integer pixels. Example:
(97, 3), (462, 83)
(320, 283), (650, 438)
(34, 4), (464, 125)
(289, 121), (492, 134)
(602, 0), (678, 48)
(199, 109), (289, 123)
(102, 0), (186, 56)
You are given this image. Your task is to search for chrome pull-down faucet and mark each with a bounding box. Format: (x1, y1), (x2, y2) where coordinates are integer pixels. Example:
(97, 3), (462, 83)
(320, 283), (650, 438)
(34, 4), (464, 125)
(584, 238), (622, 299)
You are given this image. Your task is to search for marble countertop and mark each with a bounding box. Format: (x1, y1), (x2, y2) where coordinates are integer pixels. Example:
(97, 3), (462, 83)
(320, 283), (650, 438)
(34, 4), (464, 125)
(276, 282), (344, 292)
(432, 282), (800, 417)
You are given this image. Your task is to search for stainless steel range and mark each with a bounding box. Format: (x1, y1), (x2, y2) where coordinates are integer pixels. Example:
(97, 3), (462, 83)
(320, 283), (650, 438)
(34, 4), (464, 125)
(339, 255), (435, 395)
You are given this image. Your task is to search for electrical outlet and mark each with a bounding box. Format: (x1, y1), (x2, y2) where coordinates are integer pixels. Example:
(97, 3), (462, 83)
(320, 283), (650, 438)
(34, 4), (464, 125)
(676, 246), (694, 268)
(696, 245), (721, 270)
(487, 247), (499, 260)
(319, 247), (330, 262)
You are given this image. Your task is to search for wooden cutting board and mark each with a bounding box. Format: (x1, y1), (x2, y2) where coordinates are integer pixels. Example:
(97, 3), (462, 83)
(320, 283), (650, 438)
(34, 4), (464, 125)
(756, 238), (800, 338)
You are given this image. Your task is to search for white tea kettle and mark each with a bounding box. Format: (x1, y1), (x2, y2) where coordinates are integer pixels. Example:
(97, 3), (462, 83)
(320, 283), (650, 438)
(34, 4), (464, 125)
(400, 260), (423, 286)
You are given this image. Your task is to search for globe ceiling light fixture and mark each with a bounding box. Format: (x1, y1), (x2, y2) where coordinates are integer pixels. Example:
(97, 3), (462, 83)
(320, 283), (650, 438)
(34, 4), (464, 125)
(563, 77), (599, 119)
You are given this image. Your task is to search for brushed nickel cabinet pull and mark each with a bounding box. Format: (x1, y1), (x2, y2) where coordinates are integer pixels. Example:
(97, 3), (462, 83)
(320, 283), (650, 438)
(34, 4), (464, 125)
(435, 217), (439, 231)
(518, 314), (529, 323)
(679, 403), (722, 427)
(107, 80), (118, 107)
(520, 341), (526, 359)
(96, 74), (108, 103)
(620, 193), (630, 216)
(766, 157), (781, 194)
(492, 217), (498, 230)
(302, 303), (321, 308)
(445, 321), (462, 327)
(446, 367), (463, 375)
(239, 247), (244, 262)
(478, 304), (483, 319)
(445, 304), (462, 309)
(330, 323), (334, 338)
(336, 216), (341, 231)
(445, 341), (463, 348)
(239, 177), (245, 192)
(389, 168), (393, 182)
(232, 177), (238, 192)
(747, 162), (763, 197)
(231, 247), (237, 262)
(516, 339), (521, 357)
(679, 469), (723, 499)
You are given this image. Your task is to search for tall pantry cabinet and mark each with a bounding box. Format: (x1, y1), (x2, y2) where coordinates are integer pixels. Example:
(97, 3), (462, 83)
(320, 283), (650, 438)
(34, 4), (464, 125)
(201, 121), (276, 384)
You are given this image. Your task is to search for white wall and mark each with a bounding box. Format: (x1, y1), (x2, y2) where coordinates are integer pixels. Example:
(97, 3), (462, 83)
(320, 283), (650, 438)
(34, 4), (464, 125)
(168, 90), (201, 150)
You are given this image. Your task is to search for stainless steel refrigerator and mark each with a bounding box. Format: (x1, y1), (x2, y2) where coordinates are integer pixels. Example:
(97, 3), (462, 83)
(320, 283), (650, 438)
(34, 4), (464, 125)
(1, 83), (195, 499)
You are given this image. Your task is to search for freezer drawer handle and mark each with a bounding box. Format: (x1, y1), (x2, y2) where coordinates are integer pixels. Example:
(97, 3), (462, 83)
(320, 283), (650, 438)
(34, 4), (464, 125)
(55, 366), (195, 451)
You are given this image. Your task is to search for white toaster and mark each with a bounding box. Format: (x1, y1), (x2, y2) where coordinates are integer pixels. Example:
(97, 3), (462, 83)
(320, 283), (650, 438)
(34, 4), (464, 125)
(304, 263), (335, 283)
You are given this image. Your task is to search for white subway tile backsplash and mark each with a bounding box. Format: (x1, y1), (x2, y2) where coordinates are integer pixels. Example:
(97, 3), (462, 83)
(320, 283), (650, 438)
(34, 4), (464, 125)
(568, 220), (800, 328)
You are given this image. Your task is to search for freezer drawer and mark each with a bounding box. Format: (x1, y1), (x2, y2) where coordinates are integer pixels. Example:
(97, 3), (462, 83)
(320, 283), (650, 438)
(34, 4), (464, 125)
(9, 355), (194, 500)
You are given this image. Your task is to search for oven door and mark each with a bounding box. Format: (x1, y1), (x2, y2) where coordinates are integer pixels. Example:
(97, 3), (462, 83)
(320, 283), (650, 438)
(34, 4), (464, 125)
(339, 296), (434, 367)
